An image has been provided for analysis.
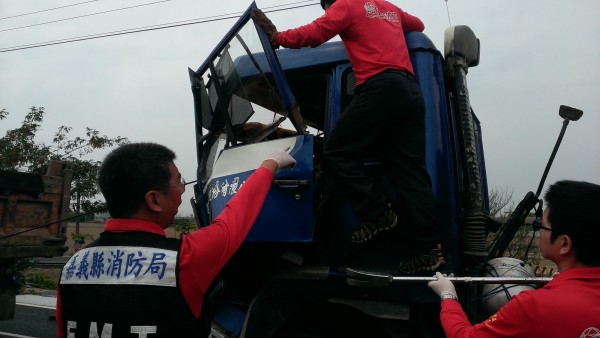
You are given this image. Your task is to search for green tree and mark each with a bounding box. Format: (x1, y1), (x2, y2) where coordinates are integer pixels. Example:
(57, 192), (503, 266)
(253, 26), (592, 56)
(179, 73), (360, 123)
(0, 107), (128, 221)
(0, 107), (52, 173)
(173, 219), (198, 238)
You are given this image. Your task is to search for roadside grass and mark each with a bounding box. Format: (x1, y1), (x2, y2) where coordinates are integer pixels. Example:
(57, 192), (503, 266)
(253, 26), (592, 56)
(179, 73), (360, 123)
(26, 274), (57, 290)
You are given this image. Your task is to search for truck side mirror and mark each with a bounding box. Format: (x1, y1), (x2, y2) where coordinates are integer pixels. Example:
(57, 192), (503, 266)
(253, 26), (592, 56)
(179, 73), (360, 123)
(559, 105), (583, 121)
(444, 25), (480, 68)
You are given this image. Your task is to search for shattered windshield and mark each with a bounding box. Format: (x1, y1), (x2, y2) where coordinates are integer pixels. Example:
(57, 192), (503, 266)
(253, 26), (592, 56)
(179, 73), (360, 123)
(198, 18), (296, 145)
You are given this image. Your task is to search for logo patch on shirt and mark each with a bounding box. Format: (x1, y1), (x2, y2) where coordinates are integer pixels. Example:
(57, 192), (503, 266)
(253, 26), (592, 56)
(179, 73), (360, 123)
(364, 2), (399, 23)
(484, 314), (498, 328)
(60, 246), (177, 287)
(580, 327), (600, 338)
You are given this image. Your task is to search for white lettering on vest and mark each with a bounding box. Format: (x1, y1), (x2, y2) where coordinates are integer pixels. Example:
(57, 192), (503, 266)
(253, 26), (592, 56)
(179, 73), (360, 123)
(61, 246), (177, 287)
(67, 321), (77, 338)
(89, 321), (113, 338)
(66, 320), (157, 337)
(131, 326), (157, 337)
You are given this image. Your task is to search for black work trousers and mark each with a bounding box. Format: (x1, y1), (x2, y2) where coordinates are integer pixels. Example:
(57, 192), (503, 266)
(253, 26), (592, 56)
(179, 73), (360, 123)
(323, 69), (440, 245)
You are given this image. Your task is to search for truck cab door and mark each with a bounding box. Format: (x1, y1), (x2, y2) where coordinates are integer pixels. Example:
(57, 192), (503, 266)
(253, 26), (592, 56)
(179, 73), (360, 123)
(188, 2), (313, 242)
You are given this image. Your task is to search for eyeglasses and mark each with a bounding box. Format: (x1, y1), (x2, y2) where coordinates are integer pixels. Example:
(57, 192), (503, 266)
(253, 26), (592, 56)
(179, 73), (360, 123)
(532, 221), (552, 232)
(155, 177), (198, 191)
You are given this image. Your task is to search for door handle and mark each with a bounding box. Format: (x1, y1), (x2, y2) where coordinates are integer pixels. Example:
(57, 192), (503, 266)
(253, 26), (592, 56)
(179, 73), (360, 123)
(272, 180), (309, 188)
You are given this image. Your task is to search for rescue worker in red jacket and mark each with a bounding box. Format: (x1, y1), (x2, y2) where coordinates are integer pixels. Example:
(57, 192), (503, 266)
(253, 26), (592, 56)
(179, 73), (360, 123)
(56, 142), (295, 337)
(428, 180), (600, 337)
(252, 0), (444, 274)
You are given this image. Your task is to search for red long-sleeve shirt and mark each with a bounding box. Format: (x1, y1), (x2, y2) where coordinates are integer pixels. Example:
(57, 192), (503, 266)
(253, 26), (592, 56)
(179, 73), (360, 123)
(56, 167), (274, 337)
(439, 267), (600, 337)
(274, 0), (424, 86)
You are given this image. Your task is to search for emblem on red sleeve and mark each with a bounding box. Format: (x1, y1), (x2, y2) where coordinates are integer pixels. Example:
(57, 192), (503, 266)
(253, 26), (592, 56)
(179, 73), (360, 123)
(484, 314), (498, 328)
(580, 327), (600, 338)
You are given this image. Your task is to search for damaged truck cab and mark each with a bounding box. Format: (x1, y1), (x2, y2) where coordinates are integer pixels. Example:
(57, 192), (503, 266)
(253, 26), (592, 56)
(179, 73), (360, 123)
(188, 2), (486, 337)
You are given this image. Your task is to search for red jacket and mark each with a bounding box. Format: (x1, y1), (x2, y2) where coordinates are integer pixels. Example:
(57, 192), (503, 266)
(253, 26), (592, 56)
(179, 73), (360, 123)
(274, 0), (424, 86)
(440, 267), (600, 337)
(56, 167), (274, 337)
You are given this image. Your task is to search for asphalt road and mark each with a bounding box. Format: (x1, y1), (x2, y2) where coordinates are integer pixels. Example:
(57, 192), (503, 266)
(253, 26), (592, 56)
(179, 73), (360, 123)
(0, 298), (57, 338)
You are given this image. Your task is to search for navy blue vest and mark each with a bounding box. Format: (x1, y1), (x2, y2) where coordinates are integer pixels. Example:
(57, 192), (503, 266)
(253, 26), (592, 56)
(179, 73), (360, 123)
(59, 231), (204, 337)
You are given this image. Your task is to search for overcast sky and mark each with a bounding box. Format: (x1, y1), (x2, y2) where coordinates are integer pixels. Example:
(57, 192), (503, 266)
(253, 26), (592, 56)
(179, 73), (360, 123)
(1, 0), (599, 217)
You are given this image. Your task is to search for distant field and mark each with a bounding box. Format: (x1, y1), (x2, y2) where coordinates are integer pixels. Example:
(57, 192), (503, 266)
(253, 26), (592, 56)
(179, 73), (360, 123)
(63, 222), (180, 255)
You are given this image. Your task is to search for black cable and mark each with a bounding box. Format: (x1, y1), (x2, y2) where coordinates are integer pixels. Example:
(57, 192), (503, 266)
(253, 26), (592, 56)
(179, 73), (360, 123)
(0, 14), (242, 52)
(0, 1), (318, 53)
(0, 0), (100, 21)
(0, 0), (172, 33)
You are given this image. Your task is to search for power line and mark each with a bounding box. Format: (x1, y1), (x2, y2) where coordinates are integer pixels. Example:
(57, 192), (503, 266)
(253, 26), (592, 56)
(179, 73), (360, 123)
(262, 0), (318, 11)
(0, 0), (172, 33)
(0, 0), (101, 21)
(0, 1), (318, 53)
(1, 13), (245, 52)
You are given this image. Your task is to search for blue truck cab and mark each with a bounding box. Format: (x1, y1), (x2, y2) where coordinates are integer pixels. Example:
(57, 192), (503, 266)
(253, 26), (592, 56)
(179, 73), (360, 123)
(188, 2), (488, 337)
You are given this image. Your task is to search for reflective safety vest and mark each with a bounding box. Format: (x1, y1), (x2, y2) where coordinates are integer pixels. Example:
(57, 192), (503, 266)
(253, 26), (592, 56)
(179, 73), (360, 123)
(59, 231), (204, 337)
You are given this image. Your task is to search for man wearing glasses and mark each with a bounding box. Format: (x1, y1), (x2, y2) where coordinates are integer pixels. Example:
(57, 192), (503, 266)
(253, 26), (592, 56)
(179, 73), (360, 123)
(428, 180), (600, 337)
(56, 142), (295, 337)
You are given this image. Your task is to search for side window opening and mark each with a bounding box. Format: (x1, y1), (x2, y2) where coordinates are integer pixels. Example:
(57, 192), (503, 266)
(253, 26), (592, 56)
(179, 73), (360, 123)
(286, 69), (328, 135)
(286, 69), (329, 170)
(198, 20), (295, 148)
(227, 66), (331, 145)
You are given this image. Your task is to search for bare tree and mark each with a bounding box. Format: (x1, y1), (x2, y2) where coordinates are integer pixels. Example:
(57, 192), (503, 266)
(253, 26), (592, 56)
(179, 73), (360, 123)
(488, 186), (514, 218)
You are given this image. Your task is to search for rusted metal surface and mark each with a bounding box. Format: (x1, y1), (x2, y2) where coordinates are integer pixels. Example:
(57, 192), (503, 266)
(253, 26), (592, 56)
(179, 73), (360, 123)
(0, 160), (72, 258)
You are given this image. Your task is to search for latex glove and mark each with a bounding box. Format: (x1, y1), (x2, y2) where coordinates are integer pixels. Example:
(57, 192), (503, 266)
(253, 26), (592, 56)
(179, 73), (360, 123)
(251, 9), (279, 47)
(428, 272), (457, 299)
(266, 147), (296, 169)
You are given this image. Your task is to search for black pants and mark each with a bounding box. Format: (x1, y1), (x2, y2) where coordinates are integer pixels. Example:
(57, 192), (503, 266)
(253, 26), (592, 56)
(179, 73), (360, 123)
(323, 70), (440, 245)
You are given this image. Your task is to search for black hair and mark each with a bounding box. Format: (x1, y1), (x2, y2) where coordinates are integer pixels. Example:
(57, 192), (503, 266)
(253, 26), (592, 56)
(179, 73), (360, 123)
(98, 142), (176, 218)
(544, 180), (600, 266)
(320, 0), (336, 10)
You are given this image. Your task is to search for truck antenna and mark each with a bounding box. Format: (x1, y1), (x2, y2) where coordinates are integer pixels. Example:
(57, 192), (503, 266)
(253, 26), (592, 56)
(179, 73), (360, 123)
(444, 0), (452, 26)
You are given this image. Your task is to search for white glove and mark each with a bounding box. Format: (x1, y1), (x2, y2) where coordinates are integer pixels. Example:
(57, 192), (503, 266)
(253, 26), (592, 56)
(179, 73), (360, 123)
(428, 271), (457, 300)
(266, 147), (296, 169)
